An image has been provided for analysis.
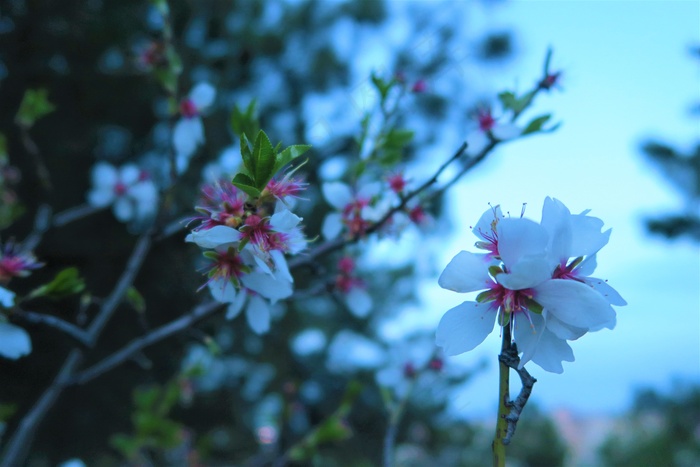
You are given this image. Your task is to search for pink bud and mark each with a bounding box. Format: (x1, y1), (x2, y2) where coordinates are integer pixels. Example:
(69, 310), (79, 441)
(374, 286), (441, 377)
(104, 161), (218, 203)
(179, 98), (199, 118)
(411, 79), (427, 93)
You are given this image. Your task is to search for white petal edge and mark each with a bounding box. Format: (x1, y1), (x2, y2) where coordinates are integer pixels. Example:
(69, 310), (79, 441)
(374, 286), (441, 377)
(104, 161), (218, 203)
(0, 322), (32, 359)
(435, 301), (495, 356)
(438, 251), (492, 293)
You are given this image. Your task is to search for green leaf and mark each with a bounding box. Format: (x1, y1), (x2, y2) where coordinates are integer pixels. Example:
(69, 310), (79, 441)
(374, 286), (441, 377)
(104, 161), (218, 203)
(125, 286), (146, 313)
(252, 130), (275, 189)
(134, 386), (160, 411)
(498, 90), (534, 114)
(0, 403), (17, 423)
(230, 100), (260, 141)
(239, 133), (254, 174)
(15, 88), (55, 128)
(272, 144), (311, 175)
(27, 267), (85, 300)
(522, 114), (552, 135)
(231, 173), (261, 198)
(371, 72), (392, 103)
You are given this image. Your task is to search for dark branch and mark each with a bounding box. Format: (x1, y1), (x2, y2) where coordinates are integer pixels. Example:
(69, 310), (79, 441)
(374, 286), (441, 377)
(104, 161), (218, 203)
(289, 142), (468, 270)
(16, 310), (91, 347)
(69, 300), (224, 386)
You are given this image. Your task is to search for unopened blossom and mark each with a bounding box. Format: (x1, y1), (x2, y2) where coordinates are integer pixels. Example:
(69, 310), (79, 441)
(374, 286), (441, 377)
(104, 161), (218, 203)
(334, 256), (372, 318)
(465, 108), (520, 156)
(436, 200), (625, 373)
(87, 162), (158, 223)
(0, 241), (43, 282)
(173, 82), (216, 173)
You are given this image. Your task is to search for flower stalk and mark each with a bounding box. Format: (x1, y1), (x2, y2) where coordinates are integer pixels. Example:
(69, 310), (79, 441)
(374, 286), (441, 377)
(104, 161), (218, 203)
(492, 326), (511, 467)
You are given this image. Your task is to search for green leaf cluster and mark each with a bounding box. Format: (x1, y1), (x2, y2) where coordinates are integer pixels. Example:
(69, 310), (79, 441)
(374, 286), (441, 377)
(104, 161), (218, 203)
(15, 89), (55, 128)
(27, 267), (85, 301)
(232, 130), (310, 198)
(498, 90), (534, 115)
(230, 100), (260, 141)
(110, 380), (185, 460)
(288, 381), (362, 462)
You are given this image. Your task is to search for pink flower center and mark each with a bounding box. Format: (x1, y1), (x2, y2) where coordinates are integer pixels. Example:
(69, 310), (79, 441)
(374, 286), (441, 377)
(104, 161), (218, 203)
(342, 199), (371, 236)
(388, 174), (406, 193)
(114, 182), (128, 196)
(477, 110), (496, 132)
(179, 99), (199, 118)
(338, 256), (355, 275)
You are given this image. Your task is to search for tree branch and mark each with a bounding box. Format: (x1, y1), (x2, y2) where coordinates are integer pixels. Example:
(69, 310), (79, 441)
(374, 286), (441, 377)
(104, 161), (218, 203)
(69, 300), (224, 386)
(289, 142), (468, 270)
(15, 309), (91, 347)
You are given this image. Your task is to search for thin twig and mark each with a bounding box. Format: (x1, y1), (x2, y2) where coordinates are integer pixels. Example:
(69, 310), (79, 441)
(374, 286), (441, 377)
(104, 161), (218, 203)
(52, 203), (106, 228)
(15, 309), (91, 347)
(20, 127), (52, 193)
(498, 342), (537, 445)
(0, 230), (154, 465)
(69, 300), (223, 386)
(289, 142), (468, 270)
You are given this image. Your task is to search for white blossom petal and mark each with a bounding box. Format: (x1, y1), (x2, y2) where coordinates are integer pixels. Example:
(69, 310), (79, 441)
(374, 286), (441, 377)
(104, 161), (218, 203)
(496, 255), (552, 290)
(0, 286), (15, 308)
(465, 130), (489, 156)
(173, 118), (203, 157)
(492, 123), (521, 141)
(438, 251), (492, 293)
(226, 291), (247, 319)
(529, 327), (574, 374)
(241, 271), (293, 302)
(113, 197), (134, 222)
(270, 209), (302, 232)
(120, 165), (140, 185)
(185, 225), (242, 249)
(582, 277), (627, 306)
(0, 322), (32, 359)
(208, 278), (238, 303)
(513, 311), (546, 367)
(435, 301), (495, 356)
(189, 82), (216, 110)
(472, 205), (503, 242)
(497, 217), (548, 270)
(322, 182), (353, 209)
(270, 250), (293, 283)
(321, 212), (344, 240)
(345, 287), (372, 318)
(544, 312), (588, 340)
(246, 295), (270, 334)
(535, 279), (616, 331)
(87, 187), (115, 208)
(91, 162), (118, 188)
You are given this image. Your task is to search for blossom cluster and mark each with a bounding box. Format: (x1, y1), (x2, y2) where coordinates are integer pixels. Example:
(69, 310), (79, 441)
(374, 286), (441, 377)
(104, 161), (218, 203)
(186, 175), (307, 334)
(436, 197), (626, 373)
(0, 241), (43, 359)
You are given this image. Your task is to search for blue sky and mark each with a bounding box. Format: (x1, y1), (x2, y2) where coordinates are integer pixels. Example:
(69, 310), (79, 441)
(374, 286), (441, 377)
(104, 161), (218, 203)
(420, 0), (700, 415)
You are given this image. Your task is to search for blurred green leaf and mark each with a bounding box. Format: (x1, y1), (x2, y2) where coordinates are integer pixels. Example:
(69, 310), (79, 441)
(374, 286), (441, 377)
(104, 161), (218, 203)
(15, 88), (55, 128)
(231, 172), (261, 198)
(125, 287), (146, 313)
(27, 267), (85, 301)
(272, 144), (311, 176)
(252, 130), (275, 189)
(230, 100), (260, 141)
(521, 114), (552, 135)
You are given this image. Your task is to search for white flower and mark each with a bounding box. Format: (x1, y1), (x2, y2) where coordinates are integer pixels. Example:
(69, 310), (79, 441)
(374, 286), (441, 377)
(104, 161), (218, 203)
(173, 82), (216, 173)
(87, 162), (158, 223)
(436, 200), (625, 373)
(326, 330), (386, 374)
(0, 321), (31, 360)
(465, 108), (520, 156)
(320, 181), (384, 239)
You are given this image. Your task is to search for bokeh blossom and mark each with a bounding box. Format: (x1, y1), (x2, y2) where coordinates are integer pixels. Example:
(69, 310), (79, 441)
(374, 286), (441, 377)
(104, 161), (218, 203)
(87, 162), (158, 223)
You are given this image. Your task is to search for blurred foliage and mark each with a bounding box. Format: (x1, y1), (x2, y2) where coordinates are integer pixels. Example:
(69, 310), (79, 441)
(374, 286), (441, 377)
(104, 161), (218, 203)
(598, 383), (700, 467)
(641, 47), (700, 242)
